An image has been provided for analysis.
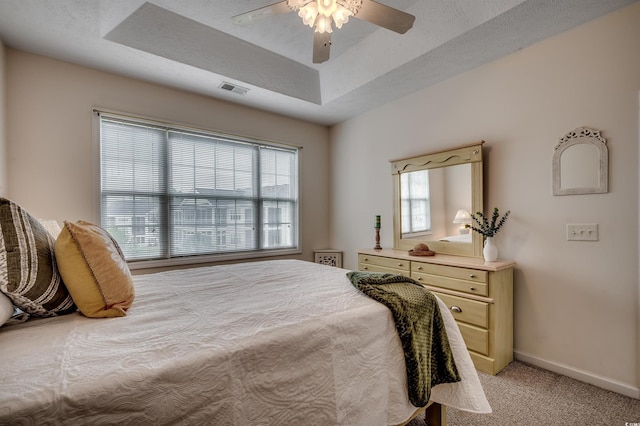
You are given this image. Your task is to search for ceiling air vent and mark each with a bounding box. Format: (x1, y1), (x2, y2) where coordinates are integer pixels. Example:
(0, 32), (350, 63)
(219, 81), (249, 95)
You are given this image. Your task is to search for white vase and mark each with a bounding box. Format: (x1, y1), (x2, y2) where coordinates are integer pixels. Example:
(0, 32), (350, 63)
(483, 236), (498, 262)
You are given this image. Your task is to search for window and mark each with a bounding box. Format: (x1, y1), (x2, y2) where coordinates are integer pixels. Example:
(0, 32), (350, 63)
(400, 170), (431, 234)
(99, 113), (299, 264)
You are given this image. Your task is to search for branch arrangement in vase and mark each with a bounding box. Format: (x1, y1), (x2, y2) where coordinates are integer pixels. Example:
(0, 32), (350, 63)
(468, 207), (510, 237)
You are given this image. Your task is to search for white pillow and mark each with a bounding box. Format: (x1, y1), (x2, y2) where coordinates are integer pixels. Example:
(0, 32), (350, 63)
(38, 219), (63, 238)
(0, 291), (14, 326)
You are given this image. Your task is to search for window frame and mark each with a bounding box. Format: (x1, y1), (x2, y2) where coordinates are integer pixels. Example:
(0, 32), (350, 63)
(400, 169), (432, 236)
(93, 109), (302, 270)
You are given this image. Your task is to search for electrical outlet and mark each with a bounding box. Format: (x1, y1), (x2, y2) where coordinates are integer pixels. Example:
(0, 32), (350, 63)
(566, 224), (598, 241)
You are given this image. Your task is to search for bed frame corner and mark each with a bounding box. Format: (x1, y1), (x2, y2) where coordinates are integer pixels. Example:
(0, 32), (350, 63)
(425, 402), (446, 426)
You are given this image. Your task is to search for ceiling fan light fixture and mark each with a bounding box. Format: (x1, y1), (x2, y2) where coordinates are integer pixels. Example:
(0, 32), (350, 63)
(298, 3), (318, 27)
(235, 0), (411, 64)
(317, 0), (338, 17)
(315, 14), (333, 33)
(290, 0), (361, 33)
(332, 7), (352, 29)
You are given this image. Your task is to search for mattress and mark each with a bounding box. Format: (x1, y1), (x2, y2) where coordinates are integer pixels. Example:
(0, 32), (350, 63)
(0, 259), (490, 425)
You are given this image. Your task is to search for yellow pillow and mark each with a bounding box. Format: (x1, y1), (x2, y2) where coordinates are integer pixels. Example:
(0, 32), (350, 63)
(55, 220), (134, 318)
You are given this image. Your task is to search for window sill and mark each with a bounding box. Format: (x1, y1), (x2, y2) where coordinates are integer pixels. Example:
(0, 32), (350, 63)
(127, 248), (302, 272)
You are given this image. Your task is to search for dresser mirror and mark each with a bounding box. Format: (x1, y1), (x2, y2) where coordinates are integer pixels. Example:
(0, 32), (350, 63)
(391, 142), (484, 257)
(552, 127), (608, 195)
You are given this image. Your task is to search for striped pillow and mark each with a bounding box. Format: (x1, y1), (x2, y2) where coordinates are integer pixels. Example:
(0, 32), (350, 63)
(0, 198), (76, 317)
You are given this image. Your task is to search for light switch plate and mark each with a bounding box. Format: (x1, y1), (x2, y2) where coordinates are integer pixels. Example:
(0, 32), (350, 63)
(566, 224), (598, 241)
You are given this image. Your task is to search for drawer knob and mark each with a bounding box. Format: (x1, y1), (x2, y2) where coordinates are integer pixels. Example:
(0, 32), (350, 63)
(470, 287), (476, 291)
(363, 266), (368, 270)
(417, 277), (422, 281)
(450, 306), (462, 313)
(398, 263), (403, 267)
(417, 266), (422, 270)
(364, 257), (368, 261)
(469, 274), (476, 278)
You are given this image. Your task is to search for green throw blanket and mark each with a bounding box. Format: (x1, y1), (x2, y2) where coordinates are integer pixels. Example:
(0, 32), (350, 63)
(347, 271), (460, 407)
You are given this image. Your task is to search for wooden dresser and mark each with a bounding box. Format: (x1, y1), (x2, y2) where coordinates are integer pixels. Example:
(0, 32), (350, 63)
(357, 248), (515, 375)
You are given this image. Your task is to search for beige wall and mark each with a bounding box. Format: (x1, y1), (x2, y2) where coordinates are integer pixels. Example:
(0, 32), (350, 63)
(330, 3), (640, 396)
(0, 40), (6, 197)
(5, 50), (330, 265)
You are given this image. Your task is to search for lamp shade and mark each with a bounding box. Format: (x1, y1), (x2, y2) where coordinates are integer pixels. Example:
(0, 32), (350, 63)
(452, 209), (471, 224)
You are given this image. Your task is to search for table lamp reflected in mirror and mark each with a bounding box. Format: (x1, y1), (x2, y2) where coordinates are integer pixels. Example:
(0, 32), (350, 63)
(452, 209), (471, 234)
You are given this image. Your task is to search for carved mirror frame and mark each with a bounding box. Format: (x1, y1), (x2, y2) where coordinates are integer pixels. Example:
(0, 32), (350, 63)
(391, 142), (484, 258)
(553, 127), (608, 196)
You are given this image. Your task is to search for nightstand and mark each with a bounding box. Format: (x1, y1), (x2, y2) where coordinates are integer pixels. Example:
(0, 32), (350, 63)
(314, 250), (343, 268)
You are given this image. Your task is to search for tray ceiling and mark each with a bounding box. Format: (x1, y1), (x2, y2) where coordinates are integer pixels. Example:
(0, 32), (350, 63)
(0, 0), (636, 125)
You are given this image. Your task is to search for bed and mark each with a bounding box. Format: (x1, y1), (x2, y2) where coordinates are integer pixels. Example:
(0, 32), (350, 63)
(438, 233), (472, 243)
(0, 257), (490, 425)
(0, 193), (489, 426)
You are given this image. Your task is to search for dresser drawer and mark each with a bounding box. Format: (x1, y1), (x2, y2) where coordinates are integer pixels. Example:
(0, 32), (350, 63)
(358, 263), (411, 277)
(412, 262), (487, 283)
(457, 322), (489, 356)
(358, 254), (410, 272)
(433, 291), (488, 328)
(413, 272), (488, 296)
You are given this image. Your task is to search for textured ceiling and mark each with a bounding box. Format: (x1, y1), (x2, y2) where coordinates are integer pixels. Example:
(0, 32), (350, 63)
(0, 0), (637, 125)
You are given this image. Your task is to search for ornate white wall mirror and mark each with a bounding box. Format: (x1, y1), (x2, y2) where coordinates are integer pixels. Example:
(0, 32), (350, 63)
(553, 127), (608, 196)
(391, 142), (484, 257)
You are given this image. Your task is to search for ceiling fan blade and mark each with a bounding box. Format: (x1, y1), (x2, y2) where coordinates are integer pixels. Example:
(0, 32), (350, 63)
(313, 31), (331, 64)
(232, 1), (292, 26)
(356, 0), (415, 34)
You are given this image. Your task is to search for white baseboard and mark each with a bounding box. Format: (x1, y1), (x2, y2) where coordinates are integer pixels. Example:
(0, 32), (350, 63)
(514, 350), (640, 399)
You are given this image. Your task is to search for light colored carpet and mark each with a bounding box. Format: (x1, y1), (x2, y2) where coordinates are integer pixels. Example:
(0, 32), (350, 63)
(408, 361), (640, 426)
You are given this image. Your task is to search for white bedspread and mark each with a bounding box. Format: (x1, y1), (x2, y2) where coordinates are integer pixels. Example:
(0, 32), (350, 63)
(0, 259), (490, 425)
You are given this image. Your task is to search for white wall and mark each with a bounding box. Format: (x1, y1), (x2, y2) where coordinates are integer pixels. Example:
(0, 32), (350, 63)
(5, 50), (331, 266)
(330, 3), (640, 396)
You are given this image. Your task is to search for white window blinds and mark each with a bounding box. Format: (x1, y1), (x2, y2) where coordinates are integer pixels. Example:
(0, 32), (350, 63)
(99, 114), (299, 262)
(400, 169), (431, 234)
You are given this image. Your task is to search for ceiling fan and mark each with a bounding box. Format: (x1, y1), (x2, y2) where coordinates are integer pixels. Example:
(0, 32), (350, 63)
(232, 0), (415, 64)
